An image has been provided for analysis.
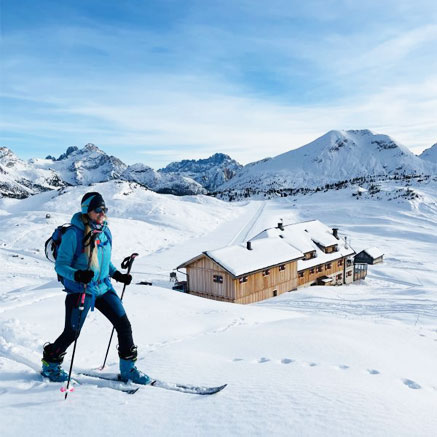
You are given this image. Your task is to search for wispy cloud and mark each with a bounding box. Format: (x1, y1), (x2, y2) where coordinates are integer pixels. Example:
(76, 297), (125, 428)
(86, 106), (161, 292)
(1, 0), (437, 166)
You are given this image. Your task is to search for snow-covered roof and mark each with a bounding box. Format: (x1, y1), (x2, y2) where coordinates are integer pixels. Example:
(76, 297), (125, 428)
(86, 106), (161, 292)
(205, 238), (303, 277)
(252, 219), (355, 271)
(363, 247), (384, 259)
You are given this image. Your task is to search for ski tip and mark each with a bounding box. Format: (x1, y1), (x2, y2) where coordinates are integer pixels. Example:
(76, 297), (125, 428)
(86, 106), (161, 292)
(210, 384), (227, 394)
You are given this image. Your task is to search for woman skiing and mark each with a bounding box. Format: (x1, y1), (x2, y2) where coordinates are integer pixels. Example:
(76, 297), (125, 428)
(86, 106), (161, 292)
(41, 192), (150, 385)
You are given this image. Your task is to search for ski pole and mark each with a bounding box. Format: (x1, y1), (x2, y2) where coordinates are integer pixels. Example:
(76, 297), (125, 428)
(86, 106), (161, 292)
(100, 252), (138, 370)
(64, 230), (100, 399)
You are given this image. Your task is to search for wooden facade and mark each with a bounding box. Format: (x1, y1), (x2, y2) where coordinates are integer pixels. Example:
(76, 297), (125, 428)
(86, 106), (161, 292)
(297, 256), (347, 288)
(185, 255), (299, 304)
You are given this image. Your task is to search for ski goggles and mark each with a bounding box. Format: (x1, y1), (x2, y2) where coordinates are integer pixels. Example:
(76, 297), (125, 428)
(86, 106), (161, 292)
(93, 206), (108, 214)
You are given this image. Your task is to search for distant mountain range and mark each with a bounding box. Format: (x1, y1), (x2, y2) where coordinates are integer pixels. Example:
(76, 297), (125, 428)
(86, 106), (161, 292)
(1, 130), (436, 199)
(0, 144), (238, 198)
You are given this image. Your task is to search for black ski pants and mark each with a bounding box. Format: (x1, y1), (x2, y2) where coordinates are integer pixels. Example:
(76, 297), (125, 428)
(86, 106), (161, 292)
(50, 289), (134, 358)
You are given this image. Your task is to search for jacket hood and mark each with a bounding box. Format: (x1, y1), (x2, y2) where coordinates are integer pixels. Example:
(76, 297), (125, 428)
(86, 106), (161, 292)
(71, 212), (85, 230)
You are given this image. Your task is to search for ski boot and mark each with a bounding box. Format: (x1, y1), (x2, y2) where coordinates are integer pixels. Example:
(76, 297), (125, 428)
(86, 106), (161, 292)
(119, 346), (151, 385)
(41, 343), (68, 382)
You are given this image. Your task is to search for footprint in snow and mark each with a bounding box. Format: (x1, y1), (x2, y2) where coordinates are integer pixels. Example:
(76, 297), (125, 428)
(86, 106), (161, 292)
(281, 358), (294, 364)
(403, 379), (421, 390)
(338, 365), (349, 370)
(233, 358), (243, 362)
(367, 369), (380, 375)
(258, 357), (270, 363)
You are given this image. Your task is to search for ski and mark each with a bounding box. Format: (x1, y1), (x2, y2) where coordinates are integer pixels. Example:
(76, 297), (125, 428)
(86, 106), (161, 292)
(42, 373), (140, 394)
(79, 371), (227, 395)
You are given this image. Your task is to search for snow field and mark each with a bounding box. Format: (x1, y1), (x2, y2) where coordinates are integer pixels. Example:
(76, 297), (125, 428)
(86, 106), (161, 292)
(0, 179), (436, 436)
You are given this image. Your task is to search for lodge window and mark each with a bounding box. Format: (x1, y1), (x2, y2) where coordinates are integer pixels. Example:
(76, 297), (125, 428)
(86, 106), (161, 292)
(213, 275), (223, 283)
(317, 265), (323, 273)
(279, 265), (286, 271)
(305, 251), (316, 260)
(310, 268), (315, 274)
(263, 269), (270, 276)
(338, 260), (343, 267)
(355, 263), (367, 272)
(347, 271), (352, 277)
(298, 271), (304, 278)
(239, 276), (248, 284)
(273, 290), (278, 297)
(325, 263), (332, 269)
(336, 274), (342, 281)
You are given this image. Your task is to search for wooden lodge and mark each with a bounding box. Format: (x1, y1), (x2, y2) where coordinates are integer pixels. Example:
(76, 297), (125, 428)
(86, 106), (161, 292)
(177, 220), (364, 305)
(252, 220), (356, 288)
(177, 238), (303, 304)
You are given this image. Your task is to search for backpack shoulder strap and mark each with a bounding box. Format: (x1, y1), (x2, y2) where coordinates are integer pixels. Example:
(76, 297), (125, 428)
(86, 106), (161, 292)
(68, 225), (84, 260)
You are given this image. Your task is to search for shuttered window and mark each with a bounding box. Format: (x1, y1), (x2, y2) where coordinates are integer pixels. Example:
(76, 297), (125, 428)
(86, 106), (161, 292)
(213, 275), (223, 283)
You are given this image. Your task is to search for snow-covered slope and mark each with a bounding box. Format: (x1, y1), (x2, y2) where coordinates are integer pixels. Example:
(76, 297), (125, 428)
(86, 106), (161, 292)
(121, 163), (206, 195)
(0, 147), (65, 198)
(160, 153), (242, 191)
(419, 143), (437, 163)
(218, 130), (437, 193)
(0, 179), (437, 436)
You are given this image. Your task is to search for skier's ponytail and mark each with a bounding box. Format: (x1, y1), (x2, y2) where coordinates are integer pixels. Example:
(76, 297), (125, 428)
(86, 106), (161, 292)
(81, 214), (99, 270)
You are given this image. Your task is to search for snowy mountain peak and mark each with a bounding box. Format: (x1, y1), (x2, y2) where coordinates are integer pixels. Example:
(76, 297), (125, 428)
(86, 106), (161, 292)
(218, 130), (437, 195)
(83, 143), (100, 152)
(0, 147), (20, 165)
(55, 146), (79, 161)
(160, 153), (242, 191)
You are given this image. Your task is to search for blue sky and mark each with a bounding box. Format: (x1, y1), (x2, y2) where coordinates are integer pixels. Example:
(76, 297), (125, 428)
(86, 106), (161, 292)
(1, 0), (437, 168)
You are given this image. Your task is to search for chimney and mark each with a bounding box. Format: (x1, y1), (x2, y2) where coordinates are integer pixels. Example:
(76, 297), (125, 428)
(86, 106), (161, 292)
(277, 222), (284, 231)
(332, 228), (339, 239)
(246, 241), (253, 250)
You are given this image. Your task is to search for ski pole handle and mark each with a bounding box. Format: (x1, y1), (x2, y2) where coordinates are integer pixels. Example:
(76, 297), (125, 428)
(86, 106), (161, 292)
(121, 253), (138, 273)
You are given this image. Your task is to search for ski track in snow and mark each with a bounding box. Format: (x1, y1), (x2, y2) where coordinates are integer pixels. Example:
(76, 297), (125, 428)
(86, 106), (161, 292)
(227, 201), (267, 245)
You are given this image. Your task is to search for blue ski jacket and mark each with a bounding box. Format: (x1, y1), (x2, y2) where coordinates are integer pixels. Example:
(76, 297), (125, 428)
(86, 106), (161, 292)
(55, 212), (117, 301)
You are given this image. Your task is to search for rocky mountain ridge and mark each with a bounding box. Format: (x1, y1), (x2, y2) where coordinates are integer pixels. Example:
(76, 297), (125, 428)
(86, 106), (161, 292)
(159, 153), (242, 191)
(1, 131), (436, 199)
